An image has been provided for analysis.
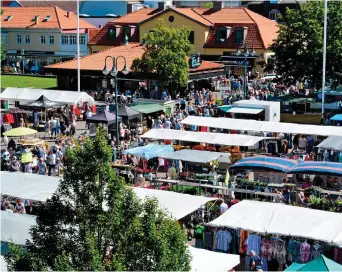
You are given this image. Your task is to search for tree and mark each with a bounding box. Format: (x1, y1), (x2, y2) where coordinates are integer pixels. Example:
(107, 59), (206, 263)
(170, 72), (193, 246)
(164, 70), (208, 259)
(1, 9), (6, 61)
(270, 1), (342, 87)
(131, 19), (192, 87)
(200, 1), (213, 8)
(5, 128), (191, 271)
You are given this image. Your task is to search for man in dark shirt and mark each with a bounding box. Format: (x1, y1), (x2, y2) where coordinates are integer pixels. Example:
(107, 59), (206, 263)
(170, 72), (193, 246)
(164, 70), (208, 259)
(313, 175), (324, 187)
(250, 250), (262, 271)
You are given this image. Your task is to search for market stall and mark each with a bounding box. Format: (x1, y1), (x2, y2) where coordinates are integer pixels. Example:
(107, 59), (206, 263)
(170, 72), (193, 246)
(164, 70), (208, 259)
(115, 105), (142, 124)
(285, 255), (342, 271)
(142, 129), (269, 147)
(316, 136), (342, 151)
(181, 116), (342, 137)
(208, 200), (342, 247)
(160, 150), (230, 164)
(122, 143), (174, 160)
(289, 161), (342, 176)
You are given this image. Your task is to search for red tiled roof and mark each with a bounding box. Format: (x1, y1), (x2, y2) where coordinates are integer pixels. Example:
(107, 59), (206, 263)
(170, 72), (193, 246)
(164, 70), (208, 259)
(194, 7), (254, 24)
(1, 6), (96, 30)
(88, 28), (101, 42)
(45, 43), (223, 72)
(114, 8), (161, 24)
(88, 22), (140, 45)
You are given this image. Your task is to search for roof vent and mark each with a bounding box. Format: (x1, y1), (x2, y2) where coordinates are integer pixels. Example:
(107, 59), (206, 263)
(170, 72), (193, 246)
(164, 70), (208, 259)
(43, 16), (51, 22)
(5, 16), (12, 21)
(33, 16), (39, 24)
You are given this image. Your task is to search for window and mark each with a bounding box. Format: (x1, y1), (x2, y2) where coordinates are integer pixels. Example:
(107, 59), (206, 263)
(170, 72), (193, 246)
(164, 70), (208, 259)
(168, 15), (175, 22)
(40, 35), (46, 44)
(123, 26), (130, 42)
(234, 29), (244, 43)
(269, 9), (279, 21)
(216, 27), (227, 43)
(16, 34), (22, 44)
(188, 31), (194, 44)
(61, 35), (69, 44)
(2, 33), (8, 44)
(49, 35), (54, 44)
(24, 34), (30, 44)
(79, 35), (85, 44)
(70, 35), (77, 44)
(108, 28), (116, 40)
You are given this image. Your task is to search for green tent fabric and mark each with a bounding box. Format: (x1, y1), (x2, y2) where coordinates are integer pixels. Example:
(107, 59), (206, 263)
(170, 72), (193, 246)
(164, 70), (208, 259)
(130, 104), (164, 114)
(285, 255), (342, 271)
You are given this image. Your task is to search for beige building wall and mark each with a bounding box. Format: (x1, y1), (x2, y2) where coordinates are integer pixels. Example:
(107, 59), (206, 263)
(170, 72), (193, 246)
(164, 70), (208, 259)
(5, 28), (61, 52)
(139, 11), (210, 54)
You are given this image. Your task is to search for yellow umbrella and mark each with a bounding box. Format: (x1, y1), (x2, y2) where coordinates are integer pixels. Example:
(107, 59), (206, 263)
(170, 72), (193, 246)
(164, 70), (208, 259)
(3, 127), (37, 137)
(18, 138), (44, 146)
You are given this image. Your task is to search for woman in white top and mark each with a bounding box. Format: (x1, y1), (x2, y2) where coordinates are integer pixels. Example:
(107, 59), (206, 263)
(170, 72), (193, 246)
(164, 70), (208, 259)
(14, 199), (26, 214)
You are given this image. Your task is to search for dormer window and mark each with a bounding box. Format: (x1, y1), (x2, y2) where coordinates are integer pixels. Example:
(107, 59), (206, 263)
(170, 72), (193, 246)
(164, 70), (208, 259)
(216, 26), (231, 43)
(123, 26), (131, 42)
(5, 16), (12, 21)
(234, 28), (244, 44)
(108, 28), (116, 40)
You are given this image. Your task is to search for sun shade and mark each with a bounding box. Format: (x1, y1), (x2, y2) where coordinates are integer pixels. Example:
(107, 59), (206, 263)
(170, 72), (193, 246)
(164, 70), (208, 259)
(161, 150), (230, 164)
(226, 107), (264, 114)
(181, 116), (342, 137)
(3, 127), (37, 137)
(142, 129), (268, 147)
(122, 143), (174, 160)
(231, 156), (299, 172)
(316, 136), (342, 151)
(289, 161), (342, 176)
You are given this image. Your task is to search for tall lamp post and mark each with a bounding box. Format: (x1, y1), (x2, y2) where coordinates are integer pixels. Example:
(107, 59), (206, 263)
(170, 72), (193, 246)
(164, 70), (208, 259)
(102, 56), (130, 146)
(235, 42), (255, 99)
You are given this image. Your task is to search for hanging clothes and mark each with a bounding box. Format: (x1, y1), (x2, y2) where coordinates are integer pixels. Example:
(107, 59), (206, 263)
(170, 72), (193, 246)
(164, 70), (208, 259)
(216, 229), (232, 252)
(246, 234), (261, 255)
(287, 239), (300, 262)
(239, 230), (249, 254)
(299, 241), (311, 263)
(204, 229), (214, 251)
(273, 239), (287, 265)
(261, 238), (274, 261)
(310, 242), (323, 260)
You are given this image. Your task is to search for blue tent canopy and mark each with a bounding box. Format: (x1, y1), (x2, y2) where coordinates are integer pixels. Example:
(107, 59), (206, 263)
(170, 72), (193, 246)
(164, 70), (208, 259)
(289, 161), (342, 176)
(330, 114), (342, 122)
(122, 144), (174, 160)
(230, 156), (299, 172)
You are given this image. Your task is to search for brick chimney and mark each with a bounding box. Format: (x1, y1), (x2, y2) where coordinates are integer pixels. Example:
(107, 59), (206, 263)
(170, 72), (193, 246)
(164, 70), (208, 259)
(158, 1), (166, 11)
(213, 1), (224, 11)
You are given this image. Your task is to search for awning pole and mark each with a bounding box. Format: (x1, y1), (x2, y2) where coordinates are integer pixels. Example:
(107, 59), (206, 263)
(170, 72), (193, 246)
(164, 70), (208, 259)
(322, 0), (328, 120)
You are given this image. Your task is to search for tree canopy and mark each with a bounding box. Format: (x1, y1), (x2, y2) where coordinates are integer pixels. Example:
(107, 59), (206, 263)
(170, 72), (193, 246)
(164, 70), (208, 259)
(5, 128), (191, 271)
(269, 1), (342, 87)
(131, 19), (192, 87)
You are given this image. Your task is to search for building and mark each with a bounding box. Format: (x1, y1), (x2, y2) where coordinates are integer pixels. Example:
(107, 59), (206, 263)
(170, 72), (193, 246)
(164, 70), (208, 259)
(44, 43), (225, 91)
(1, 7), (96, 72)
(4, 0), (80, 13)
(88, 2), (279, 75)
(243, 0), (304, 22)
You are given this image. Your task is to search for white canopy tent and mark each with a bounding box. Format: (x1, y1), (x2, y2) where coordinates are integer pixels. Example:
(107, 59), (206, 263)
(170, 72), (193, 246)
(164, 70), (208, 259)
(0, 256), (8, 272)
(316, 136), (342, 151)
(189, 246), (239, 272)
(1, 211), (36, 245)
(181, 116), (342, 137)
(1, 172), (60, 202)
(1, 172), (217, 220)
(142, 129), (268, 147)
(208, 200), (342, 247)
(133, 187), (217, 219)
(0, 87), (94, 105)
(161, 150), (231, 164)
(226, 107), (264, 114)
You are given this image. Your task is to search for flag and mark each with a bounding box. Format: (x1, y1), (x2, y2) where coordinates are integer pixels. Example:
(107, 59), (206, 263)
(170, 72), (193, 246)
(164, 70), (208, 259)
(225, 170), (230, 185)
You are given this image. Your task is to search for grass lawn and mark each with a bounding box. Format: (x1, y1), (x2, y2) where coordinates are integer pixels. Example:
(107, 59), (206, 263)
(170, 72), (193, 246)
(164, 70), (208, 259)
(1, 75), (57, 89)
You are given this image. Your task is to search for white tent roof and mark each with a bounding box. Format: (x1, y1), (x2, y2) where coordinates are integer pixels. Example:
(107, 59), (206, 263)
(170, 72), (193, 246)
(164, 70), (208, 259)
(208, 200), (342, 247)
(1, 172), (60, 202)
(161, 150), (231, 164)
(316, 136), (342, 151)
(227, 107), (264, 114)
(133, 187), (217, 219)
(189, 246), (239, 272)
(1, 172), (216, 220)
(1, 211), (36, 245)
(0, 256), (8, 272)
(181, 116), (342, 137)
(0, 87), (94, 105)
(142, 129), (268, 147)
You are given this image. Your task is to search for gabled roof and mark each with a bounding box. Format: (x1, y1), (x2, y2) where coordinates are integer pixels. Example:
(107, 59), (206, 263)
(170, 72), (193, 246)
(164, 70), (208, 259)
(139, 7), (213, 27)
(113, 8), (160, 24)
(45, 43), (224, 72)
(1, 7), (96, 30)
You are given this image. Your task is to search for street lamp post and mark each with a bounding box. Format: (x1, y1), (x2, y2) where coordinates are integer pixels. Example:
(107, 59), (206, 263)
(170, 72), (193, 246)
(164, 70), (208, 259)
(102, 56), (130, 147)
(235, 42), (255, 99)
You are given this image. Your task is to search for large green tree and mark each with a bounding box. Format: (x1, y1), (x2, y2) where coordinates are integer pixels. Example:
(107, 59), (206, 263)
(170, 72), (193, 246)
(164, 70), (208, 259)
(131, 19), (192, 87)
(5, 128), (191, 271)
(270, 1), (342, 87)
